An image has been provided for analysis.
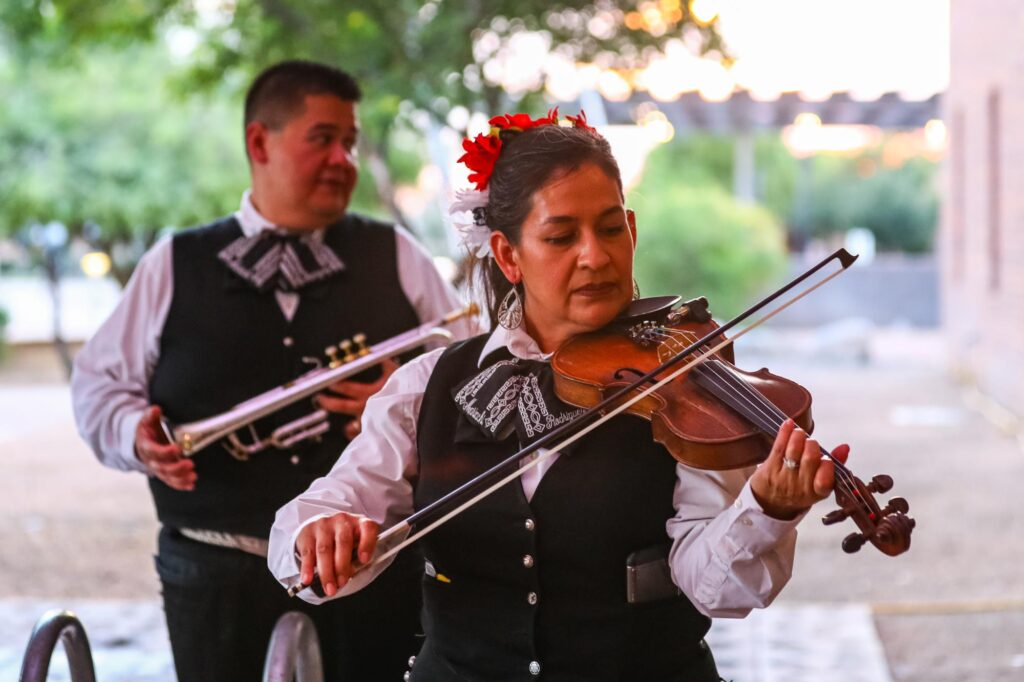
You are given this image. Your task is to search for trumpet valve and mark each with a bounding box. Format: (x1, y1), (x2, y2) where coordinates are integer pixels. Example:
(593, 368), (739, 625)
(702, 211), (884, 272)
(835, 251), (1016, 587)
(339, 339), (356, 363)
(353, 333), (370, 356)
(325, 345), (341, 368)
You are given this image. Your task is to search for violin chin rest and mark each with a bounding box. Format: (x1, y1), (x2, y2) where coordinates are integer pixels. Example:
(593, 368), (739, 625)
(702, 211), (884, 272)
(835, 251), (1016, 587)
(617, 296), (683, 323)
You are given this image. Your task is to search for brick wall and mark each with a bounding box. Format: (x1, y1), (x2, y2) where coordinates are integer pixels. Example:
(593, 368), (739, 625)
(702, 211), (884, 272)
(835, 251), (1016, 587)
(942, 0), (1024, 417)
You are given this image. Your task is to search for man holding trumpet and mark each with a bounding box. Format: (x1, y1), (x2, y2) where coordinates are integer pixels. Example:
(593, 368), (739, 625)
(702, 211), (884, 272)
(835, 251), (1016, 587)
(71, 60), (474, 681)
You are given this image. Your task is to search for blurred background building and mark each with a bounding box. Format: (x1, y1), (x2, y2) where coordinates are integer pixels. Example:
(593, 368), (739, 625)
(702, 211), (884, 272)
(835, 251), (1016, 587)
(941, 0), (1024, 426)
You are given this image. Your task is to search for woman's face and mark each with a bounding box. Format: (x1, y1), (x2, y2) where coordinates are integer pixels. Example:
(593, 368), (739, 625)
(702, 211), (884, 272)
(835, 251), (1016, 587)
(492, 162), (637, 353)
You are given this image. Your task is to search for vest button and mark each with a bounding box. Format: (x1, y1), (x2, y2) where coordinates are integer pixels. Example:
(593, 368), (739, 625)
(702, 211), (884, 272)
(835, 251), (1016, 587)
(527, 591), (538, 605)
(524, 518), (535, 531)
(408, 655), (416, 668)
(289, 455), (300, 465)
(522, 554), (534, 568)
(403, 672), (411, 681)
(283, 336), (294, 347)
(529, 660), (541, 675)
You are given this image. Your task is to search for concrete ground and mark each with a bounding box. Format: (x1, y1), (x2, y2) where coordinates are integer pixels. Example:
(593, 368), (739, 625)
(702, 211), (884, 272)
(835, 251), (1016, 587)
(1, 328), (1022, 681)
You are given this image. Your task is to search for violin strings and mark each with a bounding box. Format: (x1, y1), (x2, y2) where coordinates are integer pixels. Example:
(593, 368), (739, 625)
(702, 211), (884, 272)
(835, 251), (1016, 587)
(676, 331), (863, 502)
(654, 326), (860, 500)
(648, 328), (860, 501)
(650, 328), (785, 433)
(684, 343), (862, 502)
(698, 355), (861, 499)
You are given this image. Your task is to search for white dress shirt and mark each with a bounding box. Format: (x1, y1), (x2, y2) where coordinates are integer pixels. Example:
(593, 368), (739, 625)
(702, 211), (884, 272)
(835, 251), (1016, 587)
(71, 191), (476, 473)
(268, 324), (805, 619)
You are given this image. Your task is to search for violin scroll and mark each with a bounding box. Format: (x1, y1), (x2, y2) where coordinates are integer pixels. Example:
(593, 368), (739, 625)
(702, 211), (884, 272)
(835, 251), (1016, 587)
(824, 470), (915, 556)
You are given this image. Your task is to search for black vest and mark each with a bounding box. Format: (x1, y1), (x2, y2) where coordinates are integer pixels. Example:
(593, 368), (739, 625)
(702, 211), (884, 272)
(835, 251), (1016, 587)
(412, 336), (713, 681)
(148, 214), (421, 536)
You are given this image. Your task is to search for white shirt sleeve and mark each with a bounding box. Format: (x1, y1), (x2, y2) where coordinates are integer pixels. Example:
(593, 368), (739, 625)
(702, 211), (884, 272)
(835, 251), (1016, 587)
(668, 464), (804, 618)
(70, 237), (175, 473)
(267, 347), (444, 604)
(394, 225), (482, 342)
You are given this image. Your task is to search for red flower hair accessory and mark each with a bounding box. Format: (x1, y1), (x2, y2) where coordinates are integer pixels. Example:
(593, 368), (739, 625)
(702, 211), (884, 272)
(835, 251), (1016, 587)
(457, 108), (598, 191)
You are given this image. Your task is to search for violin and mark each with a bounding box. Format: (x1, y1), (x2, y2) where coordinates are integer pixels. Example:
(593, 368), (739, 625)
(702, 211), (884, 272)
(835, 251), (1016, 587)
(287, 250), (913, 597)
(552, 295), (915, 557)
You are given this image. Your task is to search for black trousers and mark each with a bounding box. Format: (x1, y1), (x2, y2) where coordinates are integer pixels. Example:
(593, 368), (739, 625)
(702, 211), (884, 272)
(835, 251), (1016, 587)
(155, 527), (423, 682)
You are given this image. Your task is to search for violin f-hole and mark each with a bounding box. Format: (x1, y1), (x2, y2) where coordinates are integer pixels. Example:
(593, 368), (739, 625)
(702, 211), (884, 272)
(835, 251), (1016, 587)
(613, 367), (652, 382)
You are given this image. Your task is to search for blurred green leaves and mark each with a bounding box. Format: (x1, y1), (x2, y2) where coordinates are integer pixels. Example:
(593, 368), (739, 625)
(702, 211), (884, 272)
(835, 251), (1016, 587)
(0, 44), (248, 246)
(2, 1), (723, 138)
(805, 155), (938, 253)
(629, 142), (787, 318)
(625, 130), (939, 316)
(0, 0), (725, 276)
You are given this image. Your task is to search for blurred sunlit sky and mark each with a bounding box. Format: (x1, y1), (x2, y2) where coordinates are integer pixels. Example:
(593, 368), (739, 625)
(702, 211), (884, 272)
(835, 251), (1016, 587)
(454, 0), (950, 189)
(178, 0), (952, 234)
(177, 0), (950, 104)
(481, 0), (951, 104)
(718, 0), (949, 101)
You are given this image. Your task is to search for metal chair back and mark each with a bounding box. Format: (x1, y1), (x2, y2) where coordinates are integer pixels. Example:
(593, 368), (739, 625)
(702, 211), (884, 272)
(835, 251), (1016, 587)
(262, 611), (324, 682)
(19, 609), (97, 682)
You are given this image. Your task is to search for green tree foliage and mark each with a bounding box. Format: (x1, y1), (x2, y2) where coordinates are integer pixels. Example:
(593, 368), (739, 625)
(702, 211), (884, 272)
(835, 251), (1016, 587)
(628, 142), (787, 318)
(1, 2), (723, 119)
(648, 132), (939, 254)
(0, 44), (249, 281)
(1, 1), (723, 167)
(805, 155), (937, 253)
(0, 1), (725, 275)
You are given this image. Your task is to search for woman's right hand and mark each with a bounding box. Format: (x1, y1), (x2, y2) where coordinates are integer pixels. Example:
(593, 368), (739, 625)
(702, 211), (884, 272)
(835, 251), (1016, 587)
(296, 513), (380, 596)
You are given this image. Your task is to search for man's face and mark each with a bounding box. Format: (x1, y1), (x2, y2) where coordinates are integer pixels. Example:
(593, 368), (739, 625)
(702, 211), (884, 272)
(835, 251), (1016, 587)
(251, 94), (359, 229)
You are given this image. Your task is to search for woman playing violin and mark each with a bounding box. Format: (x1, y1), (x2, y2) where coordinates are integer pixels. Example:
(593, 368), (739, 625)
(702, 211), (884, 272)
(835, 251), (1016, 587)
(268, 111), (850, 681)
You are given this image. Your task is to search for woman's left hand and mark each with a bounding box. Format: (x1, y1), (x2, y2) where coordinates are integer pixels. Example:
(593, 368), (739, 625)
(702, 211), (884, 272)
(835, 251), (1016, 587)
(749, 418), (851, 520)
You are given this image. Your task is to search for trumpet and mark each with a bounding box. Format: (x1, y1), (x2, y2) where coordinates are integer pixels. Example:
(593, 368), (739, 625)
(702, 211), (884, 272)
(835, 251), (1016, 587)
(162, 303), (478, 460)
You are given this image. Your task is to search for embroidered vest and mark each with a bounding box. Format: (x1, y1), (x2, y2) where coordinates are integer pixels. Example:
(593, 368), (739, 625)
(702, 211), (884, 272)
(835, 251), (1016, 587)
(411, 336), (713, 681)
(148, 214), (421, 536)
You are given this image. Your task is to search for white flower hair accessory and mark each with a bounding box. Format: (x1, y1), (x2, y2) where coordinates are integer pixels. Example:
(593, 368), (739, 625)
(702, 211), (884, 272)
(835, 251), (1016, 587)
(449, 188), (492, 258)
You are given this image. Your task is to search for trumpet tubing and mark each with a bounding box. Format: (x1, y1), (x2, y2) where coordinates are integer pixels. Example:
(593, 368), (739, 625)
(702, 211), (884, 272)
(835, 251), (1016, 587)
(167, 303), (478, 457)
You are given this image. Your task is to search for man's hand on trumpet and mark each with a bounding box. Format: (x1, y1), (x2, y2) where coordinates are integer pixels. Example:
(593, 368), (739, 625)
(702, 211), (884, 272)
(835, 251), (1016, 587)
(317, 357), (400, 440)
(135, 405), (196, 491)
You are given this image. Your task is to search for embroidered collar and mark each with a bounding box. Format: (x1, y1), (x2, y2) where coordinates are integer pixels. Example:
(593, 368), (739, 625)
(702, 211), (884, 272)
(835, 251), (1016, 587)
(455, 326), (583, 446)
(221, 190), (345, 293)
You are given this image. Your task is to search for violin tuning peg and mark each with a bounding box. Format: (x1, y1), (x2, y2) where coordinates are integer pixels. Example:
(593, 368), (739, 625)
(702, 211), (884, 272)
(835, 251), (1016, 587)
(867, 474), (894, 494)
(821, 508), (851, 526)
(842, 532), (867, 554)
(883, 497), (910, 516)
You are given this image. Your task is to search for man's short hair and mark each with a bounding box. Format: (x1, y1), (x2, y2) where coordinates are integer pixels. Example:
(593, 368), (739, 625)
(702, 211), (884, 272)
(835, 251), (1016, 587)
(244, 60), (362, 131)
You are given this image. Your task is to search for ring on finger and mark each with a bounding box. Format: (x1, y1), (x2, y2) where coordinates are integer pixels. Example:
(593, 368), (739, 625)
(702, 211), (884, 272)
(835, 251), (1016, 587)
(783, 457), (800, 470)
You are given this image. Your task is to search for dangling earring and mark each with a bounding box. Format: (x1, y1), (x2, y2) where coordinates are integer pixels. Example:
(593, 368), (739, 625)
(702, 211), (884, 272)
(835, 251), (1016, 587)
(632, 279), (641, 301)
(497, 283), (523, 329)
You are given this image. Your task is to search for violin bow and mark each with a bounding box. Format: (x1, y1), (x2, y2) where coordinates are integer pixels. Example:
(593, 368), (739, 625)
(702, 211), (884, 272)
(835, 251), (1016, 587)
(288, 248), (858, 597)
